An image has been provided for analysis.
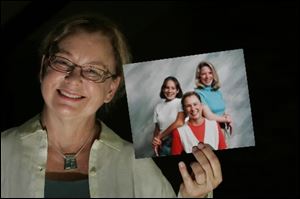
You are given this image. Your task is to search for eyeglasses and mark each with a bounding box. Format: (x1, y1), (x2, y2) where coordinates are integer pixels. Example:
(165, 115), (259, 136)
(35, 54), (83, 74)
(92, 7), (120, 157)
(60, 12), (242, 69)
(48, 55), (117, 83)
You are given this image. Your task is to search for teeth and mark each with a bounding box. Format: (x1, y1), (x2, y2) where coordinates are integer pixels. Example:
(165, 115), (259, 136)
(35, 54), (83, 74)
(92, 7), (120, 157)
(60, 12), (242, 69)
(191, 111), (198, 116)
(60, 90), (82, 99)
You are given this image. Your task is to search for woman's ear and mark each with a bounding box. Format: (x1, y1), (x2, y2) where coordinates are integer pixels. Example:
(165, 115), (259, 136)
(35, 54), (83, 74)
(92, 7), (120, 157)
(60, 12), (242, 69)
(104, 76), (121, 103)
(39, 55), (46, 83)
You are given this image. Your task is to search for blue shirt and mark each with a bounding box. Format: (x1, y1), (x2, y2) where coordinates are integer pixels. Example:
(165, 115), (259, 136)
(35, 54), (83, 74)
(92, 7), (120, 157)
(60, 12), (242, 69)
(195, 86), (225, 116)
(44, 178), (90, 198)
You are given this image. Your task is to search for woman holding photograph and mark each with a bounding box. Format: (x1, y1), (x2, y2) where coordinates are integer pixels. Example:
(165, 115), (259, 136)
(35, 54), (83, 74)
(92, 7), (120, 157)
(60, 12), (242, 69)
(2, 14), (223, 198)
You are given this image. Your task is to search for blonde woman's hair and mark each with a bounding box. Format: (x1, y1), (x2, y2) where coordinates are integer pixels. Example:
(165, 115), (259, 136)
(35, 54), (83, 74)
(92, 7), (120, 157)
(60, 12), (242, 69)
(195, 61), (220, 91)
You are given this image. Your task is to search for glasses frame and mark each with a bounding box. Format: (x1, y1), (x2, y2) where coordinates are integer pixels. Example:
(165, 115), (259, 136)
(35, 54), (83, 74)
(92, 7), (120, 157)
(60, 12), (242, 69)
(48, 55), (117, 83)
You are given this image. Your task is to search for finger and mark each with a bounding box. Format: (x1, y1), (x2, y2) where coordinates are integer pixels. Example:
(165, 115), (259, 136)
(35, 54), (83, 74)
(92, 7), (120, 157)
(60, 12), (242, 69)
(154, 137), (162, 144)
(154, 146), (159, 156)
(178, 161), (196, 190)
(199, 143), (222, 180)
(152, 141), (158, 147)
(152, 141), (156, 147)
(152, 139), (161, 146)
(192, 145), (214, 182)
(190, 162), (206, 185)
(152, 141), (158, 146)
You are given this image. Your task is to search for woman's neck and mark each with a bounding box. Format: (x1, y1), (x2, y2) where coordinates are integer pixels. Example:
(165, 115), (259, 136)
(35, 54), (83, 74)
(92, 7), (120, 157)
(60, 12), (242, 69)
(41, 109), (98, 151)
(188, 116), (204, 126)
(165, 98), (176, 102)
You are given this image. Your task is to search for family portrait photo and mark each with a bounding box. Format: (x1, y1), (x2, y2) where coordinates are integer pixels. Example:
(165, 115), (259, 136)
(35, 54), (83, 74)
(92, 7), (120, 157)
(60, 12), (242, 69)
(124, 49), (255, 158)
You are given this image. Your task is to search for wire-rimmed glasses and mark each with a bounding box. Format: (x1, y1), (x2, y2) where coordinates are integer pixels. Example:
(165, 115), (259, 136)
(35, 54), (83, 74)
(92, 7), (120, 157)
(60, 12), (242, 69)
(48, 55), (117, 83)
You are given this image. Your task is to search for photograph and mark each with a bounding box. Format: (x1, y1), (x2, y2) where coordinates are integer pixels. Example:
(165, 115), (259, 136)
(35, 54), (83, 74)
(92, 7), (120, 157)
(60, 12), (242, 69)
(124, 49), (255, 158)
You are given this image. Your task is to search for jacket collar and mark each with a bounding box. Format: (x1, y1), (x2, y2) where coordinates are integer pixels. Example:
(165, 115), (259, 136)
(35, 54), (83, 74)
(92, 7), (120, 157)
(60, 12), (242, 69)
(18, 114), (46, 139)
(96, 121), (123, 151)
(18, 114), (123, 151)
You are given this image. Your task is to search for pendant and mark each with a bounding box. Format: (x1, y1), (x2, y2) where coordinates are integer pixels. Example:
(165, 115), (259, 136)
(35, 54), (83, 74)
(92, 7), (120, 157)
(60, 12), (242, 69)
(64, 154), (77, 170)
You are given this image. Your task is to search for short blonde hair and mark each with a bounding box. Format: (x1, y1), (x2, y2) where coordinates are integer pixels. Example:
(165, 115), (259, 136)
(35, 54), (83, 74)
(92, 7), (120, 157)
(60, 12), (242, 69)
(195, 61), (220, 91)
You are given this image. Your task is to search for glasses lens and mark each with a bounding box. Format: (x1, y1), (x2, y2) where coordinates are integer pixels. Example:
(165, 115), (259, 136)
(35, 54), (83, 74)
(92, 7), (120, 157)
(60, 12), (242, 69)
(82, 67), (106, 82)
(50, 56), (73, 72)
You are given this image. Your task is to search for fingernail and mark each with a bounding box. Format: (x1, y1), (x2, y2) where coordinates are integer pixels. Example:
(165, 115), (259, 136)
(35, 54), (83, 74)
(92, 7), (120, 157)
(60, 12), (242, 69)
(192, 146), (198, 152)
(198, 142), (205, 149)
(179, 161), (185, 168)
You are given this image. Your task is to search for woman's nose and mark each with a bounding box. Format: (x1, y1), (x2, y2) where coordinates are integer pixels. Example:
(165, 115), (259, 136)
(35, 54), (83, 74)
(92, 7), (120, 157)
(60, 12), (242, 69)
(64, 67), (83, 84)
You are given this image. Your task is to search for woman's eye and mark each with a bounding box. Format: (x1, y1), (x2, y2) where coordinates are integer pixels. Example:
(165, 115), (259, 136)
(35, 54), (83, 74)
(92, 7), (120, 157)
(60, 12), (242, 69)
(85, 68), (100, 76)
(55, 60), (71, 68)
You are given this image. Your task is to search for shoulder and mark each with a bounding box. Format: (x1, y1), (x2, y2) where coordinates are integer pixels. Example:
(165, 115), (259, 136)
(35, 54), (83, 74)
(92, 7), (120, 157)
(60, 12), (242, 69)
(204, 118), (217, 125)
(195, 88), (205, 95)
(154, 100), (165, 110)
(1, 114), (40, 144)
(204, 118), (219, 130)
(99, 121), (134, 153)
(177, 122), (187, 130)
(174, 98), (181, 104)
(173, 98), (182, 108)
(194, 88), (202, 92)
(216, 90), (224, 97)
(1, 114), (43, 158)
(172, 127), (180, 136)
(1, 127), (19, 146)
(176, 123), (190, 135)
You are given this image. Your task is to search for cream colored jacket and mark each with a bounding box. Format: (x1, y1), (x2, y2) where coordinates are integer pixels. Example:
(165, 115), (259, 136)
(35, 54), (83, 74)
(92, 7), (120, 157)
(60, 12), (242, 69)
(1, 115), (176, 198)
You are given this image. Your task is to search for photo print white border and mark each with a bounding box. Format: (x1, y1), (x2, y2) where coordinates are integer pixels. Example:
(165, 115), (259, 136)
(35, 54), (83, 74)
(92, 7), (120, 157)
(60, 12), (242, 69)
(124, 49), (255, 159)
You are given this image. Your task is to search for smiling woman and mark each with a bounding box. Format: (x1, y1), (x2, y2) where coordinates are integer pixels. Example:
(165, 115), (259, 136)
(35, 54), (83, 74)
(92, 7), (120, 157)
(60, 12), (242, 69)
(1, 14), (223, 198)
(152, 76), (184, 157)
(194, 61), (233, 143)
(171, 91), (227, 155)
(40, 31), (119, 119)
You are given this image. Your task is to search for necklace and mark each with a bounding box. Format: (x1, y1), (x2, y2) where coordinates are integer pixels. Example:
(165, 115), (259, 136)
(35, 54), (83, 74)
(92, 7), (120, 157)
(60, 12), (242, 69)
(51, 131), (94, 170)
(39, 117), (99, 170)
(46, 127), (96, 170)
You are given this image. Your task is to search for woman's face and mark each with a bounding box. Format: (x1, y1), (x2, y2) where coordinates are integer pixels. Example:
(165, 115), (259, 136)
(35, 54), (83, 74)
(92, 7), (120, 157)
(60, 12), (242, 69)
(163, 80), (178, 101)
(41, 31), (120, 119)
(199, 66), (213, 86)
(183, 95), (203, 121)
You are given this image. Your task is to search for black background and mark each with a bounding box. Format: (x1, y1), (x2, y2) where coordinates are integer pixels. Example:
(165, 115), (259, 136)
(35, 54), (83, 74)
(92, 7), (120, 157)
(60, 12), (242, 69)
(1, 1), (298, 197)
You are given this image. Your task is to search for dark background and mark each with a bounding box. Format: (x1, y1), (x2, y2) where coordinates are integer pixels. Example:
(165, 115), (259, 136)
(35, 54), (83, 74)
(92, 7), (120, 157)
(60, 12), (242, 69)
(1, 1), (298, 197)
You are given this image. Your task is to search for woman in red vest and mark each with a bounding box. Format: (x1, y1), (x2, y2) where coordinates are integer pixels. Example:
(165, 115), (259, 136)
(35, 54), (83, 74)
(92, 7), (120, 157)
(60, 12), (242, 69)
(172, 91), (227, 155)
